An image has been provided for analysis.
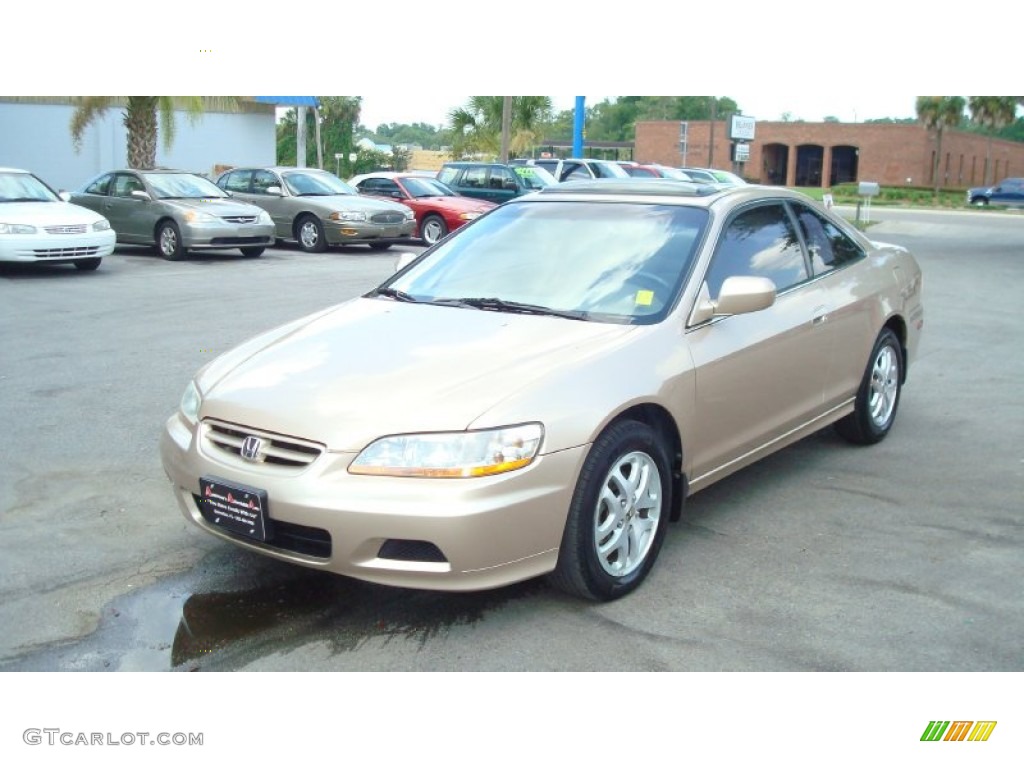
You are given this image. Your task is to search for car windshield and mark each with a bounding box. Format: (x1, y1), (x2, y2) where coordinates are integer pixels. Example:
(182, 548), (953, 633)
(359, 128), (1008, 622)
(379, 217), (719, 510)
(0, 172), (59, 203)
(402, 177), (455, 197)
(382, 201), (708, 324)
(659, 167), (693, 181)
(711, 170), (746, 184)
(282, 170), (355, 196)
(591, 161), (631, 179)
(514, 166), (557, 189)
(143, 173), (228, 199)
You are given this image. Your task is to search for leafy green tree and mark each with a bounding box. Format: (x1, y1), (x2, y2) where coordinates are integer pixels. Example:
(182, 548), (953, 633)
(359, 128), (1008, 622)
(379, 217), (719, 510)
(915, 96), (965, 194)
(448, 96), (552, 159)
(968, 96), (1019, 184)
(70, 97), (238, 170)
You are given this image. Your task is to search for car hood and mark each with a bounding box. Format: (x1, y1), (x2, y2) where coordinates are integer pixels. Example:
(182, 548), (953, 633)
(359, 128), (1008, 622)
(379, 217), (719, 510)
(292, 194), (410, 213)
(197, 298), (637, 451)
(421, 196), (495, 212)
(2, 200), (106, 224)
(165, 198), (265, 217)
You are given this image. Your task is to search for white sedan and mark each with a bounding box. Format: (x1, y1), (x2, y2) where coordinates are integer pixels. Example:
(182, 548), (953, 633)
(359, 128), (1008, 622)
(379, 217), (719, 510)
(0, 167), (115, 270)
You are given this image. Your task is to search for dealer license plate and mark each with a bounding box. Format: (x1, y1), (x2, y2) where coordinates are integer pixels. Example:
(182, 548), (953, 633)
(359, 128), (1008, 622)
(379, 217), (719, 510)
(199, 477), (269, 542)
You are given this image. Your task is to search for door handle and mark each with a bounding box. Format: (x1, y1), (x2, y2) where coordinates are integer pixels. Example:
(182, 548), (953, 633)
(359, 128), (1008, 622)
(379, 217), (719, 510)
(812, 305), (828, 325)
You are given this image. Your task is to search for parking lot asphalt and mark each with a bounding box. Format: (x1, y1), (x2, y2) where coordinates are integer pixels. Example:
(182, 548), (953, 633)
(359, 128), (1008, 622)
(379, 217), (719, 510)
(1, 211), (1021, 672)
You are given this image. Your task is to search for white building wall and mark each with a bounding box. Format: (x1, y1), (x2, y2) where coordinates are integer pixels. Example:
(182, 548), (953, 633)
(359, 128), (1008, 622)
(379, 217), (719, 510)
(0, 101), (276, 191)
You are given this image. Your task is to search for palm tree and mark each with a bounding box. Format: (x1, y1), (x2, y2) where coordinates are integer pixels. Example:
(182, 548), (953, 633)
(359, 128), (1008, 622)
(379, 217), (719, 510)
(968, 96), (1019, 185)
(915, 96), (965, 195)
(448, 96), (552, 159)
(69, 97), (239, 169)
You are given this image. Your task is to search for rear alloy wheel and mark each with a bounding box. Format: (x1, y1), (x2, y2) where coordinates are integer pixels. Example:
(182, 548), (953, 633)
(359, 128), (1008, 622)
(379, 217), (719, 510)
(835, 328), (903, 445)
(420, 214), (448, 246)
(548, 420), (671, 601)
(156, 221), (186, 261)
(73, 258), (101, 271)
(240, 247), (264, 258)
(296, 215), (326, 253)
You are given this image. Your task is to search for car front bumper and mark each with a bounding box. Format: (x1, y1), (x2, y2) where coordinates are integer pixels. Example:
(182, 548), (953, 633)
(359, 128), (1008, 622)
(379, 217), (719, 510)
(0, 229), (115, 263)
(180, 221), (276, 250)
(323, 218), (416, 245)
(160, 411), (585, 591)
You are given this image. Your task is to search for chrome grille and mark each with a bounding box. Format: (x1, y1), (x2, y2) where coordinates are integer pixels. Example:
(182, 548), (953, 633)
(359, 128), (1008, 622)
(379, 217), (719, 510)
(33, 246), (101, 258)
(221, 215), (259, 224)
(371, 212), (405, 224)
(202, 420), (323, 468)
(44, 225), (88, 234)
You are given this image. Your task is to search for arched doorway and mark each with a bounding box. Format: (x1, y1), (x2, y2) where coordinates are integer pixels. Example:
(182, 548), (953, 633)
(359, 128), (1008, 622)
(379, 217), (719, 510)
(795, 144), (824, 187)
(762, 143), (789, 185)
(830, 145), (859, 185)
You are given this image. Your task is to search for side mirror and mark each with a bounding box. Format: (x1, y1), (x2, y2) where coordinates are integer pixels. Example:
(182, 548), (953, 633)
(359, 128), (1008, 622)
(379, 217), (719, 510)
(58, 191), (71, 202)
(391, 190), (405, 200)
(393, 252), (418, 272)
(688, 276), (776, 325)
(265, 185), (283, 196)
(130, 189), (151, 201)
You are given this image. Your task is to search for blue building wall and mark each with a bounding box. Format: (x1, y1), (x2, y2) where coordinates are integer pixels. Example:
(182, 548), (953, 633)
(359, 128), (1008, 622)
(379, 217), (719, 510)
(0, 101), (276, 191)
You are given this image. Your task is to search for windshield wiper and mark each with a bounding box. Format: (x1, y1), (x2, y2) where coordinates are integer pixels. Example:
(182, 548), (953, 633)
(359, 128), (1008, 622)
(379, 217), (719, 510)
(374, 287), (419, 302)
(2, 197), (50, 203)
(431, 297), (588, 320)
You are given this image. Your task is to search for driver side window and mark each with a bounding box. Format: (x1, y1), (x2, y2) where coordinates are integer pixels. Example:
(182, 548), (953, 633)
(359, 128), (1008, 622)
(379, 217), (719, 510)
(704, 203), (808, 298)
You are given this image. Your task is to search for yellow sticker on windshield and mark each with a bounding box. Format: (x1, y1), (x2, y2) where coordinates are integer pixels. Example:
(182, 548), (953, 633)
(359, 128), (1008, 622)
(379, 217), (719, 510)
(635, 290), (655, 306)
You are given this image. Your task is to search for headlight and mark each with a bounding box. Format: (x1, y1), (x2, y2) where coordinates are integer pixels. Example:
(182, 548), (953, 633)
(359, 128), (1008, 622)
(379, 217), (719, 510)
(349, 423), (544, 478)
(403, 209), (415, 220)
(0, 223), (36, 234)
(329, 211), (367, 222)
(459, 212), (481, 221)
(180, 381), (202, 425)
(257, 210), (273, 224)
(92, 219), (111, 232)
(182, 210), (217, 223)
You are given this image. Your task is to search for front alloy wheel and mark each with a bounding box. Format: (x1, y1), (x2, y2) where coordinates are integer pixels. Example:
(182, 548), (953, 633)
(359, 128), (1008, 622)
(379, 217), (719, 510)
(549, 419), (671, 601)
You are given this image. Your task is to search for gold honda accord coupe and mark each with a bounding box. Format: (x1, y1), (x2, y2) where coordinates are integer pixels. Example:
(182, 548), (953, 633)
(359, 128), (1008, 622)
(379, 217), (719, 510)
(160, 180), (924, 601)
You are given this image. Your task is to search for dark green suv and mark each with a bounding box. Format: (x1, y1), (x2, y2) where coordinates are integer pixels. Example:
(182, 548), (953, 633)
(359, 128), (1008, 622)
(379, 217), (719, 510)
(437, 162), (556, 203)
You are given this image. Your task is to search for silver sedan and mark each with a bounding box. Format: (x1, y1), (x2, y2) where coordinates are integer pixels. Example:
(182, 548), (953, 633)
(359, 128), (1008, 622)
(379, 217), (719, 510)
(72, 170), (275, 260)
(216, 167), (416, 252)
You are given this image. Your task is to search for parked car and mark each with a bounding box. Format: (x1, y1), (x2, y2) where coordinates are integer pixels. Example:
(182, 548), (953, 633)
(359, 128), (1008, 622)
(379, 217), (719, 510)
(216, 166), (415, 252)
(528, 157), (630, 182)
(681, 167), (747, 186)
(0, 167), (114, 270)
(71, 169), (274, 261)
(160, 179), (924, 601)
(619, 163), (694, 181)
(437, 161), (555, 203)
(348, 172), (495, 246)
(966, 177), (1024, 207)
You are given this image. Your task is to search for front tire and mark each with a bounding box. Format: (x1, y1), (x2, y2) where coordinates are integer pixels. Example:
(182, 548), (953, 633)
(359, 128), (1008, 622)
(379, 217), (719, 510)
(420, 214), (448, 246)
(548, 420), (671, 601)
(835, 328), (903, 445)
(156, 221), (185, 261)
(296, 215), (326, 253)
(74, 258), (101, 271)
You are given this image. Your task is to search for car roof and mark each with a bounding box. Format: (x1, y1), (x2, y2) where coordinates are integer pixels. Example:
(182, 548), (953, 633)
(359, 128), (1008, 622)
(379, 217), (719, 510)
(532, 179), (813, 209)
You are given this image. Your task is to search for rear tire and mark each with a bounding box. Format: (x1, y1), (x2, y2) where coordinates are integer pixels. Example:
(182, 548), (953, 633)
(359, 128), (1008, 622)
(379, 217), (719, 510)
(835, 328), (903, 445)
(74, 258), (101, 271)
(548, 420), (671, 601)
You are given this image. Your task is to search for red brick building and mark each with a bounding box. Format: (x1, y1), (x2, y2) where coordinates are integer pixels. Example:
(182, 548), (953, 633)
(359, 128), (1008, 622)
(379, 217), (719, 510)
(635, 120), (1024, 189)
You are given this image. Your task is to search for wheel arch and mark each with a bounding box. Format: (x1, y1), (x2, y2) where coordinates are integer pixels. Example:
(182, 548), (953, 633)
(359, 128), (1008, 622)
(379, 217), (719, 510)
(291, 211), (322, 239)
(883, 314), (909, 383)
(604, 403), (686, 522)
(152, 216), (179, 243)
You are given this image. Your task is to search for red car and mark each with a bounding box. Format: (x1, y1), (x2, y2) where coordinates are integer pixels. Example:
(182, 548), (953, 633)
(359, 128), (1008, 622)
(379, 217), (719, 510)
(349, 172), (496, 246)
